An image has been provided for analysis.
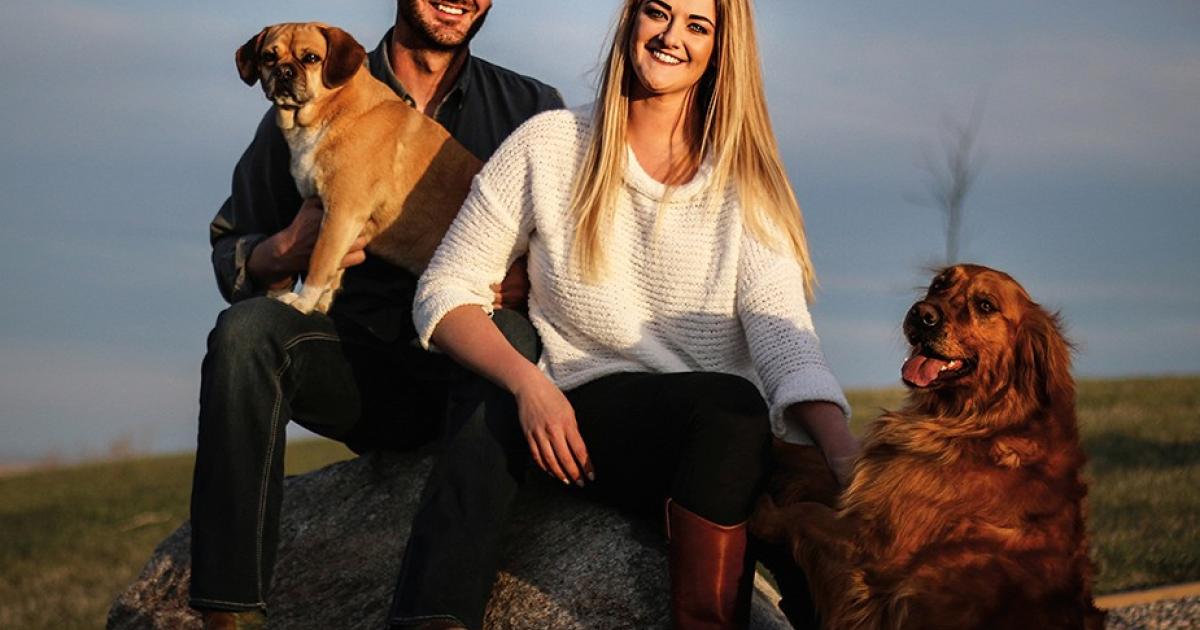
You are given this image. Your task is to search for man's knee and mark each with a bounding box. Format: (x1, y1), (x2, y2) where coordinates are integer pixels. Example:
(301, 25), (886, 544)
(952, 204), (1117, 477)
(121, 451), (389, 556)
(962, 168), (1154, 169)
(208, 297), (317, 357)
(491, 309), (540, 362)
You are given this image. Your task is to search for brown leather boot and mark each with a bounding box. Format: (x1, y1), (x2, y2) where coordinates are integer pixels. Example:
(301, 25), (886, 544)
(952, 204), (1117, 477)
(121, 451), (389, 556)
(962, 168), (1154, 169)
(200, 609), (267, 630)
(666, 499), (753, 630)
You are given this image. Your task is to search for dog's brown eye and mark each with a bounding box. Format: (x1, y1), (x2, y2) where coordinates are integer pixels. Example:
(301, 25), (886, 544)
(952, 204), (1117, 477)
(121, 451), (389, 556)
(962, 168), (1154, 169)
(302, 53), (320, 64)
(976, 298), (997, 314)
(930, 276), (949, 292)
(261, 51), (277, 63)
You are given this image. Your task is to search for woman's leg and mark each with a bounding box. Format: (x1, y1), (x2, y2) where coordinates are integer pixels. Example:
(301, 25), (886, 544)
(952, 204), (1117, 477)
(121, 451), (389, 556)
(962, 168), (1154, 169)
(566, 372), (773, 629)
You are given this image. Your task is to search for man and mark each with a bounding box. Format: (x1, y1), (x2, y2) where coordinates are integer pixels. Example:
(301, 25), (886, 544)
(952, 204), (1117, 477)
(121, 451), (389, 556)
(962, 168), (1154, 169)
(192, 1), (563, 627)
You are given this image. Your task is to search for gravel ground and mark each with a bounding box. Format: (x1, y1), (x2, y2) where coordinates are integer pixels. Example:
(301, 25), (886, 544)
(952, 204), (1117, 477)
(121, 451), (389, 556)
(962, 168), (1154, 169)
(1106, 596), (1200, 629)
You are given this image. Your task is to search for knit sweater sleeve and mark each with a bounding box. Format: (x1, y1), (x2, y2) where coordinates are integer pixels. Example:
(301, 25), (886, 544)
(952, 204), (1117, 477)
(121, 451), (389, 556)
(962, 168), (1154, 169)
(737, 231), (851, 444)
(411, 115), (543, 349)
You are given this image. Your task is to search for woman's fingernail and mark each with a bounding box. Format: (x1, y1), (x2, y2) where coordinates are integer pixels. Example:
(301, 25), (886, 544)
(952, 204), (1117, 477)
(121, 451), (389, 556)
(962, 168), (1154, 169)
(587, 472), (596, 482)
(575, 479), (585, 488)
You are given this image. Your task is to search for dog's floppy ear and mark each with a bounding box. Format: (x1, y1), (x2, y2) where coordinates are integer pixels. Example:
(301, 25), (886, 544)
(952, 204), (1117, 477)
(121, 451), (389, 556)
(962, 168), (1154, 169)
(236, 28), (268, 86)
(321, 26), (367, 89)
(1014, 306), (1074, 407)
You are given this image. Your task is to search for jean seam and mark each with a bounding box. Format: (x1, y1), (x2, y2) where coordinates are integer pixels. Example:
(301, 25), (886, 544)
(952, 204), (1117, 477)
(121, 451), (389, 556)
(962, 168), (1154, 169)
(253, 331), (341, 602)
(189, 596), (268, 609)
(388, 613), (467, 626)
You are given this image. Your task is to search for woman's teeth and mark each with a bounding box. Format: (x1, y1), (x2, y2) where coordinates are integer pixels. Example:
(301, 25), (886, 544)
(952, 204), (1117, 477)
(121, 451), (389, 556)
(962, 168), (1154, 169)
(651, 50), (682, 65)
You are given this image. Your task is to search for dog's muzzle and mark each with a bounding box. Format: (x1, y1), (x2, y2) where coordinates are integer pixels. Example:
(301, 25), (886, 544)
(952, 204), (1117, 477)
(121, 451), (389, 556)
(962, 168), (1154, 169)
(904, 301), (942, 343)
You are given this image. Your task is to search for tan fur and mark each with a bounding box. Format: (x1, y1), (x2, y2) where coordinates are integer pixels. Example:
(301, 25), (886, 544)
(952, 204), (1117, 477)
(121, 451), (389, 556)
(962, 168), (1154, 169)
(752, 265), (1105, 630)
(238, 23), (482, 313)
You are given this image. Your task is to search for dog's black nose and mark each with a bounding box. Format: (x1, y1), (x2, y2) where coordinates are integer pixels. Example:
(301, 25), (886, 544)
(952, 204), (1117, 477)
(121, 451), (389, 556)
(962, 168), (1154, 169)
(274, 64), (297, 81)
(908, 302), (942, 330)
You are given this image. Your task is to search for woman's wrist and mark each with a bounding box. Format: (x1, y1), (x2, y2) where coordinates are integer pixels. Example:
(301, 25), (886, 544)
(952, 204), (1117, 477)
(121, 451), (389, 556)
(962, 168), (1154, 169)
(502, 359), (548, 397)
(785, 401), (859, 459)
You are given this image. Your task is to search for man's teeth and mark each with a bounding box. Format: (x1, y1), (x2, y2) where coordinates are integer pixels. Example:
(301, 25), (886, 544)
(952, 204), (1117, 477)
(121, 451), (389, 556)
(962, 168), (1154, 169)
(652, 50), (682, 65)
(435, 3), (465, 15)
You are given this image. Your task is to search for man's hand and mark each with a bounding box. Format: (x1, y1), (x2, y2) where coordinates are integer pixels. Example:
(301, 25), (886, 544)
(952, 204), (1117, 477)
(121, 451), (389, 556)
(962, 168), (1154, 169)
(492, 256), (530, 311)
(247, 197), (368, 291)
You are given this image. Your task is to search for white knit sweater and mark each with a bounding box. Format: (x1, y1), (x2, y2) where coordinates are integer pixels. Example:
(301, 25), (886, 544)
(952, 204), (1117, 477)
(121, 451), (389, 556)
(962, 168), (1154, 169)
(414, 108), (849, 444)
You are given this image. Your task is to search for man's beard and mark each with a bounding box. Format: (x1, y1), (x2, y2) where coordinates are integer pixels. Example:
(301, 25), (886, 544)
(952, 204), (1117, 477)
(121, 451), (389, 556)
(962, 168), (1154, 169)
(398, 0), (489, 51)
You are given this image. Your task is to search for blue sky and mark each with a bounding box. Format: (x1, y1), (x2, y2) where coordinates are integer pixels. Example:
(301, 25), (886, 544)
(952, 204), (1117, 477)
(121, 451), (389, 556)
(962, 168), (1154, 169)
(1, 1), (1197, 462)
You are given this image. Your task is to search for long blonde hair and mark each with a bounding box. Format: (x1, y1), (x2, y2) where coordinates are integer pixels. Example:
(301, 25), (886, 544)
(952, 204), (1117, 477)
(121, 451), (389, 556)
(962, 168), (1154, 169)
(569, 0), (818, 299)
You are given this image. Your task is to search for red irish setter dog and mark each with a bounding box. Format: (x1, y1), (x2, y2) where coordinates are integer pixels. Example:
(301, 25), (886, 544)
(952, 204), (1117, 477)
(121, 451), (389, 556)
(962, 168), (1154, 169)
(754, 264), (1105, 630)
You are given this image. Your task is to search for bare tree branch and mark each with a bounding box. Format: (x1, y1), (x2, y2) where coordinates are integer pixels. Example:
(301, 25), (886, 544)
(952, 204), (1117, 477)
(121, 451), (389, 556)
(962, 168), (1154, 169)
(912, 103), (985, 264)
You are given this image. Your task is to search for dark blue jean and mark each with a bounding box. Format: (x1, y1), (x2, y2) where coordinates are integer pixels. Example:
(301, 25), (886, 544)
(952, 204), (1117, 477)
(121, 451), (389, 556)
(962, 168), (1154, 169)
(188, 297), (538, 613)
(387, 371), (773, 630)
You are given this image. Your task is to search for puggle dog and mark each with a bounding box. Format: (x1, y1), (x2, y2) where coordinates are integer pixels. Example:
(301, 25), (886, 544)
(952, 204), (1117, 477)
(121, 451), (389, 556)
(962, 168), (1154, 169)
(236, 23), (482, 313)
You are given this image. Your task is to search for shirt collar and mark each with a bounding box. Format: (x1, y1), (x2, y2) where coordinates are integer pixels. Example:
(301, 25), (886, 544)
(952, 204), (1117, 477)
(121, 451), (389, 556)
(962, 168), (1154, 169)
(368, 28), (473, 114)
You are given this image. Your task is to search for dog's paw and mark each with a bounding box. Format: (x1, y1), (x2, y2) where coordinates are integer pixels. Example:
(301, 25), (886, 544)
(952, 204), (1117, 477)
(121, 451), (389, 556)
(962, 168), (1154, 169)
(274, 291), (301, 306)
(274, 286), (321, 314)
(314, 289), (335, 314)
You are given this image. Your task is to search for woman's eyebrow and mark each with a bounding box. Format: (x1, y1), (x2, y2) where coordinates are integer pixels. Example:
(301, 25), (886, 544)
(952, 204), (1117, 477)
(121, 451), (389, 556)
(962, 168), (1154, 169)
(648, 0), (716, 27)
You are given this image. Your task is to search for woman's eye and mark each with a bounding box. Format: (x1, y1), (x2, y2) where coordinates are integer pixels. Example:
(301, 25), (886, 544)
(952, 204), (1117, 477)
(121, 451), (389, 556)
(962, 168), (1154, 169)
(644, 7), (666, 20)
(688, 23), (709, 35)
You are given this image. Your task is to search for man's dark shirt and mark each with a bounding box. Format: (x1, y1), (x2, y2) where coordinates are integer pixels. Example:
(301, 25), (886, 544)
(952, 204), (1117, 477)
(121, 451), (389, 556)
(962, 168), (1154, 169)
(210, 29), (564, 342)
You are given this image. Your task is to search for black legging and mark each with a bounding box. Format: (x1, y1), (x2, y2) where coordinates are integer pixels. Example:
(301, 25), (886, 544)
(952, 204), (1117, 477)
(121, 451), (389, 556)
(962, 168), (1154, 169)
(567, 371), (772, 526)
(389, 369), (773, 629)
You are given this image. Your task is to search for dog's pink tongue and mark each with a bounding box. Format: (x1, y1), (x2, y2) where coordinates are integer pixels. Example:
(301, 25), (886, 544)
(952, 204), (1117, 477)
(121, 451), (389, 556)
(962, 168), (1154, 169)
(902, 354), (947, 387)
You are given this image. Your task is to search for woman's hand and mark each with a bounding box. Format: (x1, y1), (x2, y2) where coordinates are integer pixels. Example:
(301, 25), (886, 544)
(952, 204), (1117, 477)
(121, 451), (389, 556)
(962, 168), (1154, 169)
(429, 306), (594, 486)
(785, 401), (860, 488)
(512, 372), (594, 486)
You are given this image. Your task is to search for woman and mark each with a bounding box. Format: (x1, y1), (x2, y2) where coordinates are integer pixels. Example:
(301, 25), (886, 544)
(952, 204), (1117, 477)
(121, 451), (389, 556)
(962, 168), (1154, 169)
(387, 1), (859, 628)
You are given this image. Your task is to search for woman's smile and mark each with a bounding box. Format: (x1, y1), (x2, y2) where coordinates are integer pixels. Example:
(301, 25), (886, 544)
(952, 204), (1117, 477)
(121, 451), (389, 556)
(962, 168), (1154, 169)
(629, 0), (716, 98)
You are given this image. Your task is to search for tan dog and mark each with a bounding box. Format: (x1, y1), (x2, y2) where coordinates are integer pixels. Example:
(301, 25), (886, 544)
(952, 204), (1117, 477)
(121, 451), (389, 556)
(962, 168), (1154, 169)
(236, 22), (482, 313)
(754, 265), (1104, 630)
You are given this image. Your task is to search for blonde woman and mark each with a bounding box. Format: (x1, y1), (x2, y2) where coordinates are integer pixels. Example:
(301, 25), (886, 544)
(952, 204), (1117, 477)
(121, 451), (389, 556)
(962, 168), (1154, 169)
(387, 1), (858, 628)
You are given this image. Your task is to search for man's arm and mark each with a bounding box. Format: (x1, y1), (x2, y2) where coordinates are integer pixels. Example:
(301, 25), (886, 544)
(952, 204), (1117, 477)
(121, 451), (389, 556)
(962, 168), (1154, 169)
(209, 109), (305, 303)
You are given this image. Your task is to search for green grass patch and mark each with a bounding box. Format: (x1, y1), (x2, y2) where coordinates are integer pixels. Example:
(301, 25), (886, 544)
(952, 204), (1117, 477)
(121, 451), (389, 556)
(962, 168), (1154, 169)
(0, 376), (1196, 628)
(0, 440), (354, 630)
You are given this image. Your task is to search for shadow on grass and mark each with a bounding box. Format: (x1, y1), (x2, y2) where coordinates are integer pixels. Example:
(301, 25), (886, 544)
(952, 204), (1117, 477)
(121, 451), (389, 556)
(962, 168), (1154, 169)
(1083, 433), (1200, 474)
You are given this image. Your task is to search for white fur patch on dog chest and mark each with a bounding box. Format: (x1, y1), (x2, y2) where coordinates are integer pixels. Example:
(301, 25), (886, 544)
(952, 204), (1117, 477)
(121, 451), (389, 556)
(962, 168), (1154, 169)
(284, 125), (326, 198)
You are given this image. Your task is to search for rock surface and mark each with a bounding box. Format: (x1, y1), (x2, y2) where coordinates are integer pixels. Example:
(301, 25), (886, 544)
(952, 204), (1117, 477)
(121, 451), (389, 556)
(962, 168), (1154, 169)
(108, 449), (789, 629)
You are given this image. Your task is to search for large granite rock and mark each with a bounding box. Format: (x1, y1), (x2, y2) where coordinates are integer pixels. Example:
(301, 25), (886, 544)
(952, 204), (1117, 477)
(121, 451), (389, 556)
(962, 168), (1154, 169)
(108, 449), (788, 629)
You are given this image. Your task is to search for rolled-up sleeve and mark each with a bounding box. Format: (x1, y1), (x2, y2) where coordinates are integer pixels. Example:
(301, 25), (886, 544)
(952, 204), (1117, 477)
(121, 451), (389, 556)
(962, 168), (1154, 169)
(737, 232), (851, 444)
(413, 124), (535, 348)
(209, 108), (303, 304)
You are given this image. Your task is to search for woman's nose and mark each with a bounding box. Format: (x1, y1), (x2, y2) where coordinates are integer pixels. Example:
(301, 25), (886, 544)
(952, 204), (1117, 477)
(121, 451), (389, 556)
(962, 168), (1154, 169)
(657, 20), (685, 50)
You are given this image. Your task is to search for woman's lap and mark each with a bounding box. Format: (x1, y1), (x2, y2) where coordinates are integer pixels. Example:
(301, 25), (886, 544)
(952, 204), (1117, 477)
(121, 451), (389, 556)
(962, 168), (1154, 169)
(566, 371), (772, 526)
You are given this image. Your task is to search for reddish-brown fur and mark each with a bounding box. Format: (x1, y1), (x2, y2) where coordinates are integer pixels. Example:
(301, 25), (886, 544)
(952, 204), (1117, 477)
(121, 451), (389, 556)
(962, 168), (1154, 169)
(753, 265), (1105, 630)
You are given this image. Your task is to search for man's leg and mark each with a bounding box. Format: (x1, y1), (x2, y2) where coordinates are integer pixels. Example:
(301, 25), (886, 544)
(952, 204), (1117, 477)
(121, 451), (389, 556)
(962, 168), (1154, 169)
(189, 298), (381, 612)
(386, 309), (539, 630)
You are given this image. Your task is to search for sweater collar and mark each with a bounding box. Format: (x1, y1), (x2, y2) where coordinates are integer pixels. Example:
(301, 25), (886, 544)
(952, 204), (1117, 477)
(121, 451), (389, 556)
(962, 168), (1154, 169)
(623, 144), (716, 202)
